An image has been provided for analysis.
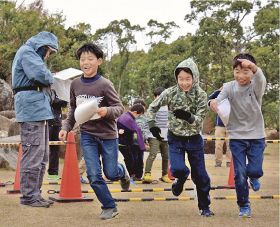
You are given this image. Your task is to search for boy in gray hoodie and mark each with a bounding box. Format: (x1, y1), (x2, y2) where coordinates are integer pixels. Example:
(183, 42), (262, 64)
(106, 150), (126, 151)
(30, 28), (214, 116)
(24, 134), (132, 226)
(209, 53), (266, 218)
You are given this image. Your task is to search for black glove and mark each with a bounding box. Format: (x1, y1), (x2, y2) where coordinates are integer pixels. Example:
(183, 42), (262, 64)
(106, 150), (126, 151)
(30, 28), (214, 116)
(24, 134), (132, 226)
(150, 127), (163, 141)
(173, 109), (195, 124)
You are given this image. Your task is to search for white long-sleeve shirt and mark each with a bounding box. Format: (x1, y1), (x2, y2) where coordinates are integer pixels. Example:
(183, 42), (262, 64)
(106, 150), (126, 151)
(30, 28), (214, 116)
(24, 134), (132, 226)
(215, 68), (266, 139)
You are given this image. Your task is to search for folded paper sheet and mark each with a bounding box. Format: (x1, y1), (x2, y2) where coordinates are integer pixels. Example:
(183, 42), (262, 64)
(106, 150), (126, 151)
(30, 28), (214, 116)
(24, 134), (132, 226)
(217, 98), (231, 126)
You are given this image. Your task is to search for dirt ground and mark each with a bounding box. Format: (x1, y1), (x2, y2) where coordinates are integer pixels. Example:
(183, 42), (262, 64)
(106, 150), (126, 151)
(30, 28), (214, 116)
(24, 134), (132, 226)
(0, 143), (279, 227)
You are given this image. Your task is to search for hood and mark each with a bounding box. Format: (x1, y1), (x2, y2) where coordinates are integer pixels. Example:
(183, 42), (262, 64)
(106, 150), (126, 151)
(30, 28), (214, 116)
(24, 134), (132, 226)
(174, 57), (200, 87)
(25, 31), (59, 52)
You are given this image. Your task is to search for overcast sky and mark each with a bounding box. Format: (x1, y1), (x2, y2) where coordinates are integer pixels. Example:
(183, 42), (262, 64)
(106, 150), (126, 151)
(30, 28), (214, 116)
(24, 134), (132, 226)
(19, 0), (195, 50)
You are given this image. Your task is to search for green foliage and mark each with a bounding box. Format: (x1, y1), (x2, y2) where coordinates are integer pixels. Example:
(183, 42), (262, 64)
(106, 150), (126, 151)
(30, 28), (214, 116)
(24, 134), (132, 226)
(0, 0), (278, 129)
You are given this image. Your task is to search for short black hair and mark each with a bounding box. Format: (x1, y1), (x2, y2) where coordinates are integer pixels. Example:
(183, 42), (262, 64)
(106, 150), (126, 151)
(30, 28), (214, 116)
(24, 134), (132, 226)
(153, 87), (165, 97)
(130, 104), (145, 114)
(76, 43), (104, 59)
(175, 68), (193, 78)
(232, 53), (256, 69)
(133, 99), (147, 109)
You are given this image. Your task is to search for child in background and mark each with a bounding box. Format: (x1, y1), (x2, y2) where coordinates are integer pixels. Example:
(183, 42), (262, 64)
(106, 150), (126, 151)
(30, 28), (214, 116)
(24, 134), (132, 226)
(147, 58), (214, 217)
(209, 53), (266, 218)
(117, 104), (146, 180)
(143, 87), (172, 183)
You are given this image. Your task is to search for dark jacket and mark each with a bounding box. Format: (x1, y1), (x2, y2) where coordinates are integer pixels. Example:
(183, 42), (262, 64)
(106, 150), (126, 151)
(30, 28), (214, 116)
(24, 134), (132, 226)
(117, 112), (145, 151)
(208, 90), (225, 127)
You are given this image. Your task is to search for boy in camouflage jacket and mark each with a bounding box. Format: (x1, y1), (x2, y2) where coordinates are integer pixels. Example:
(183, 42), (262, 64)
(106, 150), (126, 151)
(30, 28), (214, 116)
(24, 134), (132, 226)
(147, 58), (214, 217)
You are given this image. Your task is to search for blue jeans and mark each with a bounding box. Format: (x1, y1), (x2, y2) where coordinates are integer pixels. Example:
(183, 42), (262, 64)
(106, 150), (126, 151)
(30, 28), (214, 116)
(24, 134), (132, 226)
(80, 132), (125, 209)
(229, 139), (265, 207)
(168, 133), (211, 210)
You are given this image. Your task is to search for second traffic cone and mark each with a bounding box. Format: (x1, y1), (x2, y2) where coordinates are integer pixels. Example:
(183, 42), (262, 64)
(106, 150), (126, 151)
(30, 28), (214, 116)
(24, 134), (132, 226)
(49, 131), (93, 202)
(168, 160), (175, 181)
(7, 144), (22, 194)
(227, 158), (235, 187)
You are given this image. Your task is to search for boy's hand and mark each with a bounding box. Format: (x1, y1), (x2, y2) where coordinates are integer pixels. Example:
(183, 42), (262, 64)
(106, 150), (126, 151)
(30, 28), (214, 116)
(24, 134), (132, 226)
(173, 109), (195, 124)
(59, 130), (68, 141)
(209, 99), (219, 113)
(97, 107), (107, 117)
(237, 59), (257, 73)
(150, 126), (163, 141)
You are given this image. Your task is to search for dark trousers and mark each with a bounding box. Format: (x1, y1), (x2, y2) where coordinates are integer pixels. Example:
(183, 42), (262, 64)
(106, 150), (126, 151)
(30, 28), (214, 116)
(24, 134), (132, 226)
(48, 125), (60, 175)
(168, 133), (211, 210)
(119, 145), (144, 179)
(229, 138), (265, 207)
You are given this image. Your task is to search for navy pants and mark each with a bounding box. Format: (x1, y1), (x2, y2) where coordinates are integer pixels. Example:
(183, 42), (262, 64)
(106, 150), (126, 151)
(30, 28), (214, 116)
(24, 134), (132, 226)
(168, 133), (211, 210)
(48, 125), (60, 175)
(229, 139), (265, 207)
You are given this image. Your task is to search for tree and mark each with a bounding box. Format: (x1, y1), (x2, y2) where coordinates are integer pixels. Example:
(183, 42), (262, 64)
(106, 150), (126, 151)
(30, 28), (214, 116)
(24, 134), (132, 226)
(94, 19), (143, 96)
(146, 19), (179, 46)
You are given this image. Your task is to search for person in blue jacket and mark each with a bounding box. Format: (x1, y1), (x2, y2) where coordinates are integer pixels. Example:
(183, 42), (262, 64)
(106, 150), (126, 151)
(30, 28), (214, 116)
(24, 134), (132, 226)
(208, 88), (232, 167)
(12, 31), (59, 208)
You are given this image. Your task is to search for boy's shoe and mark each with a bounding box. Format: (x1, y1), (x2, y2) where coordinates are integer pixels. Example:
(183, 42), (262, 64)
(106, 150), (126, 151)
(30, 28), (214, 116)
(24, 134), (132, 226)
(80, 176), (88, 184)
(99, 207), (119, 220)
(21, 199), (50, 208)
(199, 209), (215, 217)
(215, 162), (222, 167)
(47, 174), (60, 181)
(160, 175), (172, 183)
(249, 178), (260, 191)
(143, 173), (153, 183)
(226, 162), (231, 168)
(239, 206), (251, 218)
(120, 166), (130, 191)
(171, 179), (185, 196)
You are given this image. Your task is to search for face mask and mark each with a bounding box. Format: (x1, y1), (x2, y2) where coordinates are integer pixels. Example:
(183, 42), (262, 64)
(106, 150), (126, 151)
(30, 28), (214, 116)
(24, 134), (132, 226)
(36, 46), (48, 60)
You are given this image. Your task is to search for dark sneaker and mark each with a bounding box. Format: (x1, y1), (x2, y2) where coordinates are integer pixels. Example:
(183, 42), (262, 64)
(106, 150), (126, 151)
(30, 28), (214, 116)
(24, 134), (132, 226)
(239, 206), (251, 218)
(171, 179), (185, 196)
(40, 196), (54, 205)
(200, 209), (215, 217)
(120, 165), (130, 191)
(249, 178), (260, 191)
(215, 162), (222, 167)
(21, 199), (50, 208)
(99, 207), (119, 220)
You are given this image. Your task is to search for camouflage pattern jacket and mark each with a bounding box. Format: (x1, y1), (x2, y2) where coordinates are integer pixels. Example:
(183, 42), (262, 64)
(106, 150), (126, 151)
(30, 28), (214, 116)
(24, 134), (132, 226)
(147, 58), (207, 137)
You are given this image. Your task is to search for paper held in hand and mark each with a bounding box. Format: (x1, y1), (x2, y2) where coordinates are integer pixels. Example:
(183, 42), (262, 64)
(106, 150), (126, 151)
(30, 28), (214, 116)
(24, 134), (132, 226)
(74, 99), (99, 125)
(217, 98), (231, 126)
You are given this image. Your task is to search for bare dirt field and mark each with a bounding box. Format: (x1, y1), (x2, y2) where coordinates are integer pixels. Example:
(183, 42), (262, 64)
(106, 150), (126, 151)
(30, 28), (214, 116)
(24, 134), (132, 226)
(0, 143), (279, 227)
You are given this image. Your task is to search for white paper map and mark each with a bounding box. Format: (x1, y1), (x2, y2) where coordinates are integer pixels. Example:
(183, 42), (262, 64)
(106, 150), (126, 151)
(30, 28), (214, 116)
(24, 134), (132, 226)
(217, 98), (231, 126)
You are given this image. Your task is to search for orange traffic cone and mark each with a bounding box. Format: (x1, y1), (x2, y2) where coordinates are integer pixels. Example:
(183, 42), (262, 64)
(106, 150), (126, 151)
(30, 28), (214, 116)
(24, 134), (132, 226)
(227, 158), (235, 187)
(7, 144), (22, 194)
(49, 131), (93, 202)
(168, 160), (175, 181)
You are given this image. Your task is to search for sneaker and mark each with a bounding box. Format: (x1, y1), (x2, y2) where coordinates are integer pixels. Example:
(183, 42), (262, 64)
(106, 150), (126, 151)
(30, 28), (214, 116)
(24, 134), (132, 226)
(120, 165), (130, 191)
(249, 178), (260, 191)
(200, 209), (215, 217)
(47, 175), (60, 181)
(171, 179), (185, 196)
(215, 162), (222, 167)
(99, 207), (119, 220)
(39, 196), (54, 205)
(239, 206), (251, 218)
(21, 199), (50, 208)
(143, 173), (153, 183)
(160, 175), (172, 183)
(226, 162), (231, 168)
(80, 176), (88, 184)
